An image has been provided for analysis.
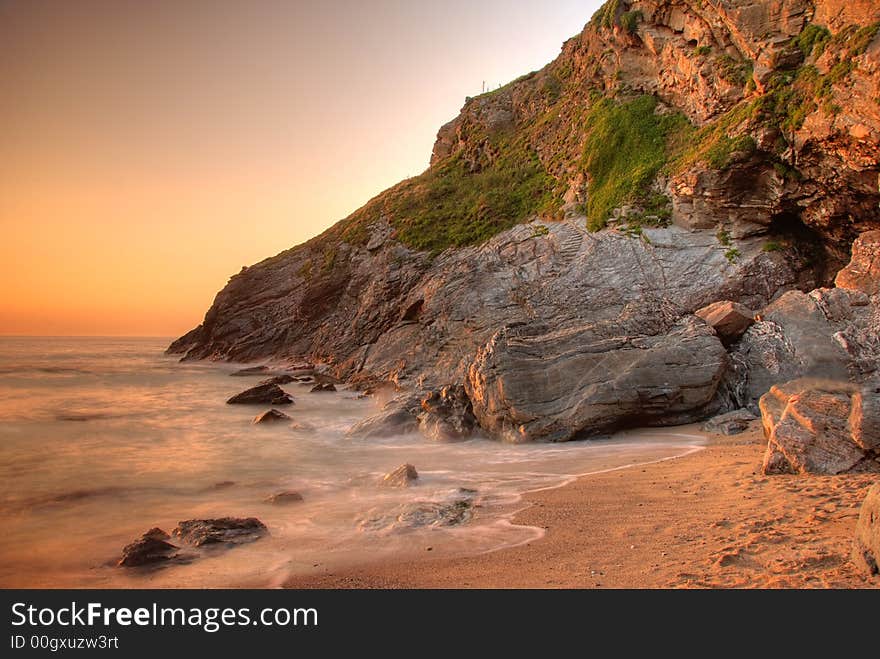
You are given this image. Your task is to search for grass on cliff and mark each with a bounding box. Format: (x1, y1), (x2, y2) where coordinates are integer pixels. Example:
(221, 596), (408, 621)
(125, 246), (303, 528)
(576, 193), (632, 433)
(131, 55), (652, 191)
(337, 19), (879, 254)
(579, 95), (691, 231)
(342, 135), (559, 253)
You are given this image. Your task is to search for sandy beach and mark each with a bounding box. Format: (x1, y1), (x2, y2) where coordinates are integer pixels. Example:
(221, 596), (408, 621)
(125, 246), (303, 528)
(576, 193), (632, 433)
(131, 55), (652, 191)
(285, 422), (879, 589)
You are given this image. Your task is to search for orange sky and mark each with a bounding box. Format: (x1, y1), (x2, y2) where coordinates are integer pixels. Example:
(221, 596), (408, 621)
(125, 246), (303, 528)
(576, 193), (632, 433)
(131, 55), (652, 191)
(0, 0), (600, 337)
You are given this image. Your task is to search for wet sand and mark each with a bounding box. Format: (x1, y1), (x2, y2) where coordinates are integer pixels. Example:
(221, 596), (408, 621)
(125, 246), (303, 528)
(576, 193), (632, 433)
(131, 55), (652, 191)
(285, 423), (879, 589)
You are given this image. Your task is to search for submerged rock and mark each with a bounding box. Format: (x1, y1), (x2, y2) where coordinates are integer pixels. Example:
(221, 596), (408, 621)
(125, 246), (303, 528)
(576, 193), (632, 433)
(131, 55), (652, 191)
(265, 490), (304, 505)
(852, 483), (880, 576)
(359, 496), (475, 533)
(347, 395), (421, 439)
(173, 518), (268, 547)
(260, 375), (296, 386)
(702, 409), (756, 436)
(227, 383), (293, 406)
(381, 464), (419, 488)
(230, 365), (271, 377)
(252, 409), (292, 425)
(759, 378), (880, 475)
(118, 528), (184, 567)
(418, 385), (477, 441)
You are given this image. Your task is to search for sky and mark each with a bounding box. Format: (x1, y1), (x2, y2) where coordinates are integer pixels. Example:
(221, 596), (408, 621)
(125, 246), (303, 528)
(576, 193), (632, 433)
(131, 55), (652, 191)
(0, 0), (602, 337)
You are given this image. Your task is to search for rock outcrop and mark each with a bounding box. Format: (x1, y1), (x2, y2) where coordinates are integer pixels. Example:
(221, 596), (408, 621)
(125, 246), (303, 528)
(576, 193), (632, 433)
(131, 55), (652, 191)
(252, 409), (291, 424)
(728, 286), (879, 409)
(852, 482), (880, 576)
(118, 528), (185, 568)
(170, 2), (880, 442)
(759, 378), (880, 475)
(380, 464), (419, 488)
(227, 384), (293, 406)
(417, 386), (478, 441)
(172, 518), (268, 547)
(835, 230), (880, 296)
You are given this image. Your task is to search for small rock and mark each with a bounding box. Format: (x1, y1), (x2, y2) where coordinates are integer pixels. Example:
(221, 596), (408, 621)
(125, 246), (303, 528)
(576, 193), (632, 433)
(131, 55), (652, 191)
(118, 528), (182, 567)
(173, 518), (268, 547)
(381, 463), (419, 487)
(265, 490), (304, 505)
(310, 383), (337, 393)
(702, 409), (757, 435)
(695, 300), (755, 344)
(227, 383), (293, 406)
(253, 409), (292, 425)
(209, 481), (236, 490)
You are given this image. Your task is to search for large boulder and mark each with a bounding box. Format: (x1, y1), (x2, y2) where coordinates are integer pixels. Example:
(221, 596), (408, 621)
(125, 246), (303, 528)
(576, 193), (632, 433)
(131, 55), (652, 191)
(172, 518), (268, 547)
(852, 483), (880, 577)
(227, 384), (293, 406)
(835, 231), (880, 296)
(466, 315), (727, 442)
(759, 378), (880, 475)
(728, 288), (879, 409)
(417, 385), (477, 441)
(695, 301), (755, 344)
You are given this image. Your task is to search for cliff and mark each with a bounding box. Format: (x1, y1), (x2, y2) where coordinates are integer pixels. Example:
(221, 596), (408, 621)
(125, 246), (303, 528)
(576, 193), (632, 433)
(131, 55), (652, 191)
(169, 0), (880, 441)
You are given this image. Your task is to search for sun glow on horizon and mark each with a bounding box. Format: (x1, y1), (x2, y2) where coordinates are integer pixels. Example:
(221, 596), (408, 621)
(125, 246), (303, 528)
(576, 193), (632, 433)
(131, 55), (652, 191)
(0, 0), (602, 337)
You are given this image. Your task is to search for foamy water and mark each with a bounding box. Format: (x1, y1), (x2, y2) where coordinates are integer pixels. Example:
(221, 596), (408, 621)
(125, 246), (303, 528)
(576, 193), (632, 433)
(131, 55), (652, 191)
(0, 337), (705, 588)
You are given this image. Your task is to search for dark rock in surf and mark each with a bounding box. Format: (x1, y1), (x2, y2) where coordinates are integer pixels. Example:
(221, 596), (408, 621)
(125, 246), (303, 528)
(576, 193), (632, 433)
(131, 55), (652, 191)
(227, 383), (293, 406)
(253, 409), (292, 425)
(118, 528), (184, 567)
(173, 518), (268, 548)
(230, 365), (272, 377)
(265, 490), (304, 505)
(346, 395), (422, 439)
(260, 375), (296, 386)
(418, 385), (477, 441)
(381, 464), (419, 487)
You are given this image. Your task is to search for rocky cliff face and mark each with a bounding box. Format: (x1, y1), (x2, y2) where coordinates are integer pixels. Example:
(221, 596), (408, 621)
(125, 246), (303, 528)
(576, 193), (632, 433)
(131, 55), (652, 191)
(170, 1), (880, 441)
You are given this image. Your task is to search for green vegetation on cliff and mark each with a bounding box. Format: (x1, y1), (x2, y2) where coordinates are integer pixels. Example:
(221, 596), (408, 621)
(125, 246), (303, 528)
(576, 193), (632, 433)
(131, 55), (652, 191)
(343, 134), (558, 253)
(580, 95), (690, 230)
(338, 15), (879, 254)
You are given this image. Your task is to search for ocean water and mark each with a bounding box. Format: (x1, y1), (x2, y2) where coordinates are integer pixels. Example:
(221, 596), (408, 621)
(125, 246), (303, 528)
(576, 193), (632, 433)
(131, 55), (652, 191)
(0, 337), (705, 588)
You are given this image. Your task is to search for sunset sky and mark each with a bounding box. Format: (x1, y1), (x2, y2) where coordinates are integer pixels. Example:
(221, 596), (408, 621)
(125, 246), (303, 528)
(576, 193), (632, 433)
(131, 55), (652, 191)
(0, 0), (602, 337)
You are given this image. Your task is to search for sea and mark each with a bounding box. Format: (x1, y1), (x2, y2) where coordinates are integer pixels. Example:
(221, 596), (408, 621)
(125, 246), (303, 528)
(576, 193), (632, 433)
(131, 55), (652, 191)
(0, 336), (705, 588)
